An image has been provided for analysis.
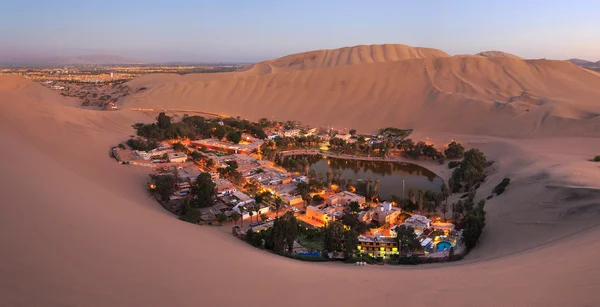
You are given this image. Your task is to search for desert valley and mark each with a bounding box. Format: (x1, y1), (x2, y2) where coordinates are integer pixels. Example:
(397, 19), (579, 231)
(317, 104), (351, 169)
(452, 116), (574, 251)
(2, 43), (600, 306)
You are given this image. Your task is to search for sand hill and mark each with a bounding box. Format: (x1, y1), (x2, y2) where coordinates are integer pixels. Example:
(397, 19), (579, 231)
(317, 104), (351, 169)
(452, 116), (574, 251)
(125, 51), (600, 138)
(127, 44), (449, 89)
(2, 42), (600, 306)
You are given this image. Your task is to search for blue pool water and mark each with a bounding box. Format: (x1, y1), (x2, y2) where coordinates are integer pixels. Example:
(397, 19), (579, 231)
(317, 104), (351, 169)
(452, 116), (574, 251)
(436, 241), (452, 251)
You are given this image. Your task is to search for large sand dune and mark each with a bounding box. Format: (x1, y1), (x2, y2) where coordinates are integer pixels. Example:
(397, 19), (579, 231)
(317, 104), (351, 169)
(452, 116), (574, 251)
(4, 40), (600, 306)
(127, 44), (448, 89)
(125, 53), (600, 138)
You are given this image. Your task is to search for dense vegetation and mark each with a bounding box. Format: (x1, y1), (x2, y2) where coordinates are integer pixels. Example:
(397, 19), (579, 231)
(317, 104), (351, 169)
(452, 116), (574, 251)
(245, 212), (299, 254)
(149, 173), (176, 201)
(394, 225), (421, 255)
(492, 178), (511, 196)
(132, 112), (268, 143)
(444, 141), (465, 159)
(461, 199), (487, 251)
(322, 221), (359, 259)
(449, 148), (487, 193)
(149, 171), (217, 222)
(127, 138), (158, 151)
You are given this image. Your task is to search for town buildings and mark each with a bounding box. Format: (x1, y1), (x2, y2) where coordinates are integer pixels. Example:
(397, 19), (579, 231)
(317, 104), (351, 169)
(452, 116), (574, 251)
(357, 235), (398, 258)
(306, 205), (344, 224)
(168, 152), (188, 163)
(401, 214), (432, 234)
(371, 202), (402, 225)
(326, 191), (366, 206)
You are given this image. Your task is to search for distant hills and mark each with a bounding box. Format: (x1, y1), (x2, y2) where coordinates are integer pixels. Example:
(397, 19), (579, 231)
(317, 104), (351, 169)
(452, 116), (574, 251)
(568, 58), (600, 72)
(0, 54), (142, 67)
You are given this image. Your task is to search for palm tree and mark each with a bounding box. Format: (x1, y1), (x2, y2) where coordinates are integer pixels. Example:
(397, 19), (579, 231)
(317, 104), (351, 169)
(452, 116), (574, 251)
(248, 209), (254, 224)
(230, 211), (241, 226)
(253, 203), (262, 223)
(366, 178), (372, 200)
(318, 173), (324, 183)
(441, 183), (450, 205)
(417, 189), (425, 213)
(373, 178), (381, 202)
(326, 171), (332, 187)
(408, 188), (415, 205)
(441, 202), (448, 221)
(274, 196), (283, 219)
(308, 169), (316, 180)
(389, 194), (401, 207)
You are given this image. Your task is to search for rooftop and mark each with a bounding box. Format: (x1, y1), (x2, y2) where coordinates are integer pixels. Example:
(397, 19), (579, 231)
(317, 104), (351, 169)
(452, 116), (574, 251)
(358, 235), (396, 244)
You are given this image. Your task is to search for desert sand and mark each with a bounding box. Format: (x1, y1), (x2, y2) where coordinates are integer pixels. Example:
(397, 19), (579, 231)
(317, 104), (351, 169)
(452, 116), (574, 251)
(125, 45), (600, 138)
(2, 43), (600, 306)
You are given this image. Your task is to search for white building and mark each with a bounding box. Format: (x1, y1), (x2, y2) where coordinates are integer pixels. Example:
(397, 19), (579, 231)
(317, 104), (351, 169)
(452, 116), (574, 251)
(168, 152), (188, 163)
(326, 191), (366, 206)
(401, 214), (432, 234)
(233, 203), (270, 220)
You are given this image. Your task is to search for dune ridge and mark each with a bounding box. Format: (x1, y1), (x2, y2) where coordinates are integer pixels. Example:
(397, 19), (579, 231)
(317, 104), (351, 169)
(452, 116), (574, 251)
(127, 44), (449, 89)
(125, 54), (600, 138)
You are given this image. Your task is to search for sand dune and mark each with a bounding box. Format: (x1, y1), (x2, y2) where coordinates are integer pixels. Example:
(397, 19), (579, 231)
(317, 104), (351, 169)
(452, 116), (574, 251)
(125, 54), (600, 138)
(3, 40), (600, 306)
(3, 73), (600, 306)
(250, 44), (449, 73)
(128, 44), (448, 89)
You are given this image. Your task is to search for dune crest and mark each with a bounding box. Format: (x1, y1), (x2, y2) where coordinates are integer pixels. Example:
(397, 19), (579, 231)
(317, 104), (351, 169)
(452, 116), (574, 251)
(125, 53), (600, 138)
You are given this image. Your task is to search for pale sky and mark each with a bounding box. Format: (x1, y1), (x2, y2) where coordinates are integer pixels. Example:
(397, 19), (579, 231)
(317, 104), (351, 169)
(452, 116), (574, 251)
(1, 0), (599, 62)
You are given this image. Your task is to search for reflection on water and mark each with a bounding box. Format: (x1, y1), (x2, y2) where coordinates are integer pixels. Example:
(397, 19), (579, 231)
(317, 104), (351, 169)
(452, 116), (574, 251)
(307, 156), (443, 200)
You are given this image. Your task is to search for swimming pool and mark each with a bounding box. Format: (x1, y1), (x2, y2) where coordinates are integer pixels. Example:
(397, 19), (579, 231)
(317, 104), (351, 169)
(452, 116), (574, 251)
(436, 241), (452, 251)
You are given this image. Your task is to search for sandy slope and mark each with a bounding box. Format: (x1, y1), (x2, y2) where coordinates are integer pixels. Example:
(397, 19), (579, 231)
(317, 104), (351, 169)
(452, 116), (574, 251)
(125, 55), (600, 138)
(127, 44), (448, 89)
(2, 75), (600, 306)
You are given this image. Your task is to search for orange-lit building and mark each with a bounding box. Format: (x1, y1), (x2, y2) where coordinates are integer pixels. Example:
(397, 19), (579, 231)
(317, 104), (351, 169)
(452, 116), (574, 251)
(357, 236), (398, 258)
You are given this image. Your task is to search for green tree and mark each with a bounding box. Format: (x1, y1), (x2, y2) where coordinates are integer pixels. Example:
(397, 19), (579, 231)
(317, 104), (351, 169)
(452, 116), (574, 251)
(349, 129), (357, 136)
(213, 126), (226, 140)
(270, 212), (298, 254)
(343, 229), (359, 259)
(216, 213), (227, 225)
(323, 221), (346, 253)
(462, 200), (486, 250)
(230, 211), (241, 226)
(260, 213), (268, 222)
(445, 141), (465, 159)
(227, 131), (243, 144)
(190, 173), (216, 208)
(274, 196), (283, 218)
(206, 158), (215, 169)
(172, 142), (186, 152)
(417, 189), (425, 213)
(441, 183), (450, 203)
(157, 112), (171, 129)
(150, 174), (176, 201)
(395, 225), (420, 256)
(408, 188), (416, 205)
(348, 201), (360, 214)
(253, 202), (262, 224)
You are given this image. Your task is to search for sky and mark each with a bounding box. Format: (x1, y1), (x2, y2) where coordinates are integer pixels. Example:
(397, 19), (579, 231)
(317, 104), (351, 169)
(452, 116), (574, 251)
(1, 0), (599, 63)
